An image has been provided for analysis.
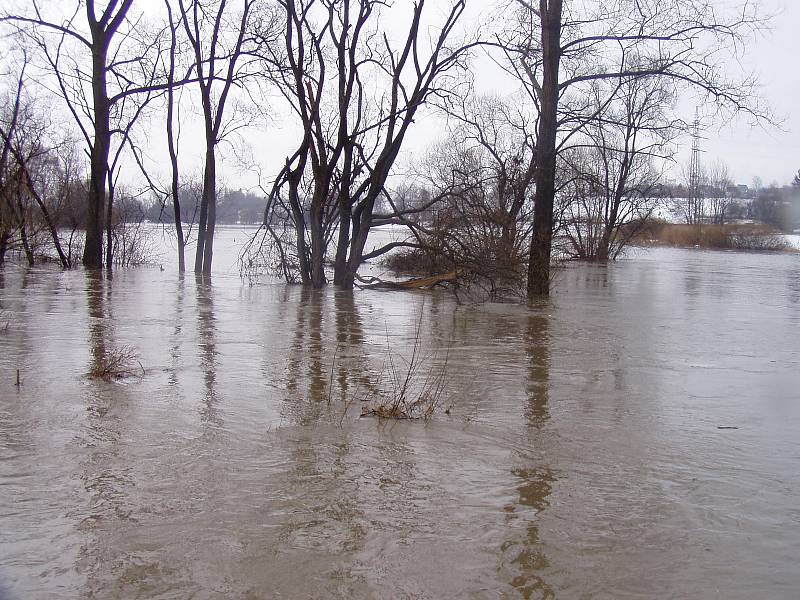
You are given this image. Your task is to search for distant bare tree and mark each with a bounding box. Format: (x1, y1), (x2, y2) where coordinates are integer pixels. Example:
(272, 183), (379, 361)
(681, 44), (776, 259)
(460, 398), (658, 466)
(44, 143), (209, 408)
(562, 76), (676, 261)
(671, 159), (706, 226)
(707, 160), (734, 225)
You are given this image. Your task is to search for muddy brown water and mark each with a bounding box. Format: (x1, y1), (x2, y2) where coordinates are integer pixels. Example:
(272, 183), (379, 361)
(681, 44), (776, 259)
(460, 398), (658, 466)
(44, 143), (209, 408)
(1, 229), (799, 598)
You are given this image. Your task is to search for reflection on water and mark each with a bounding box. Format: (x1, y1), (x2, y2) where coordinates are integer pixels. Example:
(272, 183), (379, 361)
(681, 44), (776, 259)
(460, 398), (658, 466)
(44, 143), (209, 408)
(81, 270), (140, 595)
(285, 287), (328, 424)
(788, 267), (800, 304)
(166, 274), (186, 387)
(525, 311), (550, 428)
(1, 243), (800, 599)
(507, 467), (557, 599)
(195, 274), (220, 428)
(86, 270), (108, 378)
(501, 307), (555, 598)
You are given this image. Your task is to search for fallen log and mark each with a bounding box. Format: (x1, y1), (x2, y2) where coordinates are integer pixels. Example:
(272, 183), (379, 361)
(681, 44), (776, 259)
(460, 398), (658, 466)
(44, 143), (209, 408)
(356, 270), (460, 290)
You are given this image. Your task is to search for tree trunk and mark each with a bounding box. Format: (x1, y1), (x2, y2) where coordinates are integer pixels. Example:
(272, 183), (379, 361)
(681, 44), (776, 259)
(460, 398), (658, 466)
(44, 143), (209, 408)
(165, 0), (185, 273)
(0, 231), (8, 265)
(309, 207), (325, 288)
(287, 178), (311, 284)
(194, 151), (211, 274)
(342, 197), (376, 290)
(22, 166), (69, 268)
(105, 176), (114, 268)
(169, 151), (185, 271)
(202, 143), (216, 275)
(333, 203), (351, 286)
(83, 43), (110, 269)
(597, 203), (618, 262)
(16, 199), (34, 266)
(527, 0), (562, 298)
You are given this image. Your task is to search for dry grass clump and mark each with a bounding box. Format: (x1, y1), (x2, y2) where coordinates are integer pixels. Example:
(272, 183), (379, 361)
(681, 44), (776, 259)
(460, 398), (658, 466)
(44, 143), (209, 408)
(360, 316), (451, 421)
(88, 345), (144, 380)
(630, 221), (793, 252)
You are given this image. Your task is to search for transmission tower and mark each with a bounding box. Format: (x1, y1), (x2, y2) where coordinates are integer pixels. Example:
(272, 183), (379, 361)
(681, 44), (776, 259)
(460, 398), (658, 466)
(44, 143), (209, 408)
(689, 111), (703, 227)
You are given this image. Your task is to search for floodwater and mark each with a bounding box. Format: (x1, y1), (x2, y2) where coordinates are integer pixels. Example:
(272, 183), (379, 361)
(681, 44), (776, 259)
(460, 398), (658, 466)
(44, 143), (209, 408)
(1, 228), (799, 599)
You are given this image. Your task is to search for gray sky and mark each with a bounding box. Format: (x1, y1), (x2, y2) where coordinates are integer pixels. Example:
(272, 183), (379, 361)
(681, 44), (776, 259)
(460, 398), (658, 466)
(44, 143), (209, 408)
(219, 0), (800, 191)
(5, 0), (797, 191)
(700, 0), (800, 186)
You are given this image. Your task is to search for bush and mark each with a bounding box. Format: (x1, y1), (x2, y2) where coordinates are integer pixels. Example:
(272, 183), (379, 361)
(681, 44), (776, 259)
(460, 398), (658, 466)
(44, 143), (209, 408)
(727, 232), (791, 251)
(381, 229), (528, 300)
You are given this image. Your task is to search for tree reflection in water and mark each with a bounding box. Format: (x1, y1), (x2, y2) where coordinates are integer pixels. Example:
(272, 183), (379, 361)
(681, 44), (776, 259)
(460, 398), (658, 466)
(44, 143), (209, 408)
(284, 287), (328, 424)
(283, 288), (381, 425)
(166, 273), (186, 386)
(525, 310), (550, 428)
(86, 270), (109, 377)
(80, 270), (139, 594)
(503, 309), (556, 599)
(195, 273), (221, 428)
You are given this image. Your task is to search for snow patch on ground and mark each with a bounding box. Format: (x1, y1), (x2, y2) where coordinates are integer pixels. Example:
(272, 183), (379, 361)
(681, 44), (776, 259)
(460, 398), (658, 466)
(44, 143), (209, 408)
(782, 234), (800, 250)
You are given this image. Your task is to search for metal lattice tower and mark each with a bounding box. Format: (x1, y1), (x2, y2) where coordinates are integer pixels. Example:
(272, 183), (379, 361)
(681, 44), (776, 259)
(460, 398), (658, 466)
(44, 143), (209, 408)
(688, 111), (703, 225)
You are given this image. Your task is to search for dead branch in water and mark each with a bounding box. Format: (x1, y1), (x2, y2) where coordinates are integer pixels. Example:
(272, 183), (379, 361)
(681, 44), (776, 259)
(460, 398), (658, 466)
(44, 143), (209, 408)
(355, 270), (461, 291)
(88, 345), (144, 380)
(360, 305), (452, 420)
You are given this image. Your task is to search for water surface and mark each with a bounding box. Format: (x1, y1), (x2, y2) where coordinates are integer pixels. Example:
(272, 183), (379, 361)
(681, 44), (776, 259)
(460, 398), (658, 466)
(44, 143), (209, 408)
(1, 236), (799, 598)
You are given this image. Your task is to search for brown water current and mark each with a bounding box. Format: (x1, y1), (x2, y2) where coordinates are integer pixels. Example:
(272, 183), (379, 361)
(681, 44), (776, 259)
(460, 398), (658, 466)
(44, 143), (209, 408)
(1, 234), (799, 598)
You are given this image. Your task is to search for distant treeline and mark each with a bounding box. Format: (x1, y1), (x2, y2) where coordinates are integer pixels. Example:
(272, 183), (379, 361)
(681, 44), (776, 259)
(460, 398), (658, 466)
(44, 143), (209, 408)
(144, 188), (266, 226)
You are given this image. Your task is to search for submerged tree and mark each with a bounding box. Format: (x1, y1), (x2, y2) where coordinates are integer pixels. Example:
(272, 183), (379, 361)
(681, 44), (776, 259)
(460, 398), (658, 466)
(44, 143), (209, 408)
(164, 0), (187, 272)
(175, 0), (269, 275)
(502, 0), (767, 297)
(562, 76), (677, 261)
(252, 0), (474, 288)
(2, 0), (168, 268)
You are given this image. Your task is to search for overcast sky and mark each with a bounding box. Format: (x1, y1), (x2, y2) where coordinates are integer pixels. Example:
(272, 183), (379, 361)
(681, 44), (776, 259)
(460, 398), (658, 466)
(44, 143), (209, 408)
(212, 0), (800, 191)
(5, 0), (797, 191)
(700, 0), (800, 187)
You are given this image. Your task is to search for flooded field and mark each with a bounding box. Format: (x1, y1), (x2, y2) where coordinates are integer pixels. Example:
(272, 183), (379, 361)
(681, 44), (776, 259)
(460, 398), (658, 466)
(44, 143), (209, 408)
(1, 231), (799, 598)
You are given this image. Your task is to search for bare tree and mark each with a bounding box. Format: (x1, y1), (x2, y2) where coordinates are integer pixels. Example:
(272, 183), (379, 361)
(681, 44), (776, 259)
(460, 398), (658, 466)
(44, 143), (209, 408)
(707, 159), (733, 225)
(502, 0), (767, 297)
(2, 1), (172, 268)
(174, 0), (268, 275)
(164, 0), (187, 272)
(0, 54), (70, 267)
(444, 94), (537, 258)
(389, 94), (538, 296)
(562, 76), (676, 261)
